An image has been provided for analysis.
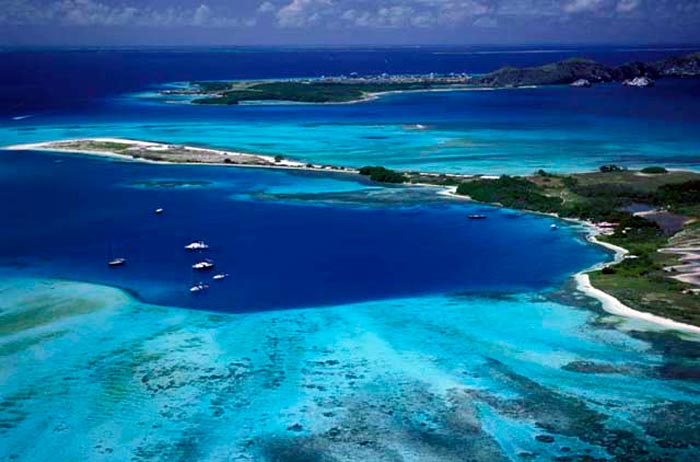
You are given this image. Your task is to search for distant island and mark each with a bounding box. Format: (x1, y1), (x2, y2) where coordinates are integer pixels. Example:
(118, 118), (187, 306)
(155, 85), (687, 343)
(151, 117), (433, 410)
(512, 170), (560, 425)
(160, 52), (700, 105)
(5, 137), (699, 331)
(163, 74), (472, 105)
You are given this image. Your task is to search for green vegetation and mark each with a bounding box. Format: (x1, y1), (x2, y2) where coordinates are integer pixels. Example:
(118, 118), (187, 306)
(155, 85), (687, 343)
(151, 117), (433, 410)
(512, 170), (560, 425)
(192, 81), (448, 105)
(455, 175), (561, 212)
(471, 52), (700, 88)
(65, 141), (132, 152)
(449, 167), (700, 326)
(641, 166), (668, 174)
(591, 224), (700, 326)
(358, 166), (408, 184)
(599, 164), (626, 173)
(181, 52), (700, 105)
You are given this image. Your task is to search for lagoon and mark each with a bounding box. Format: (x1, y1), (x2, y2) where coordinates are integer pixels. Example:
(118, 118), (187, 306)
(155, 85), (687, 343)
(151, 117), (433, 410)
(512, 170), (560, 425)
(1, 47), (699, 461)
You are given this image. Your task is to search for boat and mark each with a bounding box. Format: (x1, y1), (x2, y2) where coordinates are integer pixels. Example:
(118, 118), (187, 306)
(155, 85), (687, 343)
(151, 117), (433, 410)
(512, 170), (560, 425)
(155, 208), (164, 215)
(189, 283), (209, 293)
(212, 273), (228, 280)
(467, 214), (487, 220)
(108, 258), (126, 267)
(550, 224), (558, 231)
(192, 260), (215, 270)
(185, 241), (209, 251)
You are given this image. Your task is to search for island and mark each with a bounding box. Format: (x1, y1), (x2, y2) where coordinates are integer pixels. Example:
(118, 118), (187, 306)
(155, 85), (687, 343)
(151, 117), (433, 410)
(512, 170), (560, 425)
(4, 137), (699, 331)
(165, 74), (472, 105)
(158, 52), (700, 105)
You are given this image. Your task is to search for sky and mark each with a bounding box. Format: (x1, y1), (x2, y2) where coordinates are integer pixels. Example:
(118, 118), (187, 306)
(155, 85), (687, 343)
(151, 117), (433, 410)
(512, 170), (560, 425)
(1, 0), (700, 46)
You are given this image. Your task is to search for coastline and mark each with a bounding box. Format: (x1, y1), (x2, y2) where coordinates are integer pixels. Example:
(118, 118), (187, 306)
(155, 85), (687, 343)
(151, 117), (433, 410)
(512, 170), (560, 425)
(577, 228), (700, 336)
(3, 137), (699, 336)
(3, 138), (362, 175)
(234, 84), (520, 106)
(445, 185), (700, 335)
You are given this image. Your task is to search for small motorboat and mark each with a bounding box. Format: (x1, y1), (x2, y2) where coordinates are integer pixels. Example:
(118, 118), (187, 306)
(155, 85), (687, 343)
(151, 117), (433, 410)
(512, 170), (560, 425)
(185, 241), (209, 251)
(192, 260), (215, 270)
(108, 258), (127, 267)
(155, 208), (164, 215)
(467, 214), (487, 220)
(212, 273), (228, 281)
(550, 224), (558, 231)
(190, 283), (209, 293)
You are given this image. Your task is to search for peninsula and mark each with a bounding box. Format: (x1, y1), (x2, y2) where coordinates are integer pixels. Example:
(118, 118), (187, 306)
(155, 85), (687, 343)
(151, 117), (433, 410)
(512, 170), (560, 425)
(4, 138), (355, 173)
(4, 138), (699, 331)
(160, 52), (700, 105)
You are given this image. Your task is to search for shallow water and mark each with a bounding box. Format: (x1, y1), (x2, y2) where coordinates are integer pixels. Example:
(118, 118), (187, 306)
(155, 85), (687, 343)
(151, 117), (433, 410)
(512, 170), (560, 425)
(1, 278), (698, 461)
(1, 47), (699, 461)
(1, 48), (700, 174)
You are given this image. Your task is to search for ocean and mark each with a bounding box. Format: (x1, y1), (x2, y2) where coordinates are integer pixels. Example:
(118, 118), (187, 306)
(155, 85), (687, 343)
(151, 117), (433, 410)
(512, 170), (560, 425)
(0, 46), (699, 461)
(2, 46), (700, 174)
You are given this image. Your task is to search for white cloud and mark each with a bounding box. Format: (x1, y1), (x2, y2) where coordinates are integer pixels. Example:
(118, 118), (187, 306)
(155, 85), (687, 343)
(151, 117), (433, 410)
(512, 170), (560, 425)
(0, 0), (697, 32)
(616, 0), (640, 13)
(0, 0), (257, 27)
(276, 0), (331, 27)
(272, 0), (495, 29)
(192, 4), (211, 26)
(563, 0), (607, 14)
(258, 1), (276, 14)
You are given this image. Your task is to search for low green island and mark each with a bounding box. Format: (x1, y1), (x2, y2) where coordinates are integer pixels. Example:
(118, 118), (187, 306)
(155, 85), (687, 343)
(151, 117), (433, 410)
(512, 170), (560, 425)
(176, 78), (471, 105)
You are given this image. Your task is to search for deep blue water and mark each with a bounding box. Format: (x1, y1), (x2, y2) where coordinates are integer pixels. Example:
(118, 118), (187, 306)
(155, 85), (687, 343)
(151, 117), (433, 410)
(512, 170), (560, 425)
(2, 46), (699, 174)
(0, 150), (602, 312)
(2, 48), (700, 462)
(1, 46), (698, 113)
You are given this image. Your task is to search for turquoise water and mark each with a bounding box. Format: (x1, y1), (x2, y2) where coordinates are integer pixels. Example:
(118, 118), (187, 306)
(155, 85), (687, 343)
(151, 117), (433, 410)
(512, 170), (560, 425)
(5, 80), (700, 175)
(1, 278), (698, 461)
(1, 48), (700, 460)
(2, 47), (700, 176)
(0, 151), (698, 461)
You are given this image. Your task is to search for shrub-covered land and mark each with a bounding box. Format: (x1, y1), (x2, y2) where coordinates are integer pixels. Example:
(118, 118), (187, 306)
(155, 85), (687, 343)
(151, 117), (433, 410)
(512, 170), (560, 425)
(455, 175), (562, 212)
(358, 166), (408, 184)
(451, 169), (700, 326)
(640, 166), (669, 174)
(192, 81), (452, 105)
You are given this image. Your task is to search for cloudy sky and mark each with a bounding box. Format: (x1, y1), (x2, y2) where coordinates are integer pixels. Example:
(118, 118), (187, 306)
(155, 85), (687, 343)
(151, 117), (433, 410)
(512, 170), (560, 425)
(1, 0), (699, 46)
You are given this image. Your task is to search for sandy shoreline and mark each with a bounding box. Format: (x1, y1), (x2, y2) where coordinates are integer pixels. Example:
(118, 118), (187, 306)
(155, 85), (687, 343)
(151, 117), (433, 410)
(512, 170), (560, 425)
(160, 82), (517, 107)
(576, 229), (700, 336)
(438, 186), (700, 336)
(3, 137), (699, 336)
(3, 138), (361, 175)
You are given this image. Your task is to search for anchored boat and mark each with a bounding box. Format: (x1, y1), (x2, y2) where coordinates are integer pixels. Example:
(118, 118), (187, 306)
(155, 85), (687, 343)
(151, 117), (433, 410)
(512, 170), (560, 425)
(185, 240), (209, 251)
(192, 260), (215, 270)
(108, 258), (127, 267)
(190, 283), (209, 293)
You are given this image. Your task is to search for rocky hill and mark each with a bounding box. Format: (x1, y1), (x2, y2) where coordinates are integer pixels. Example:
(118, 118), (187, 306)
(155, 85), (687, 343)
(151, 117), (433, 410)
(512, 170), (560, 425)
(472, 52), (700, 87)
